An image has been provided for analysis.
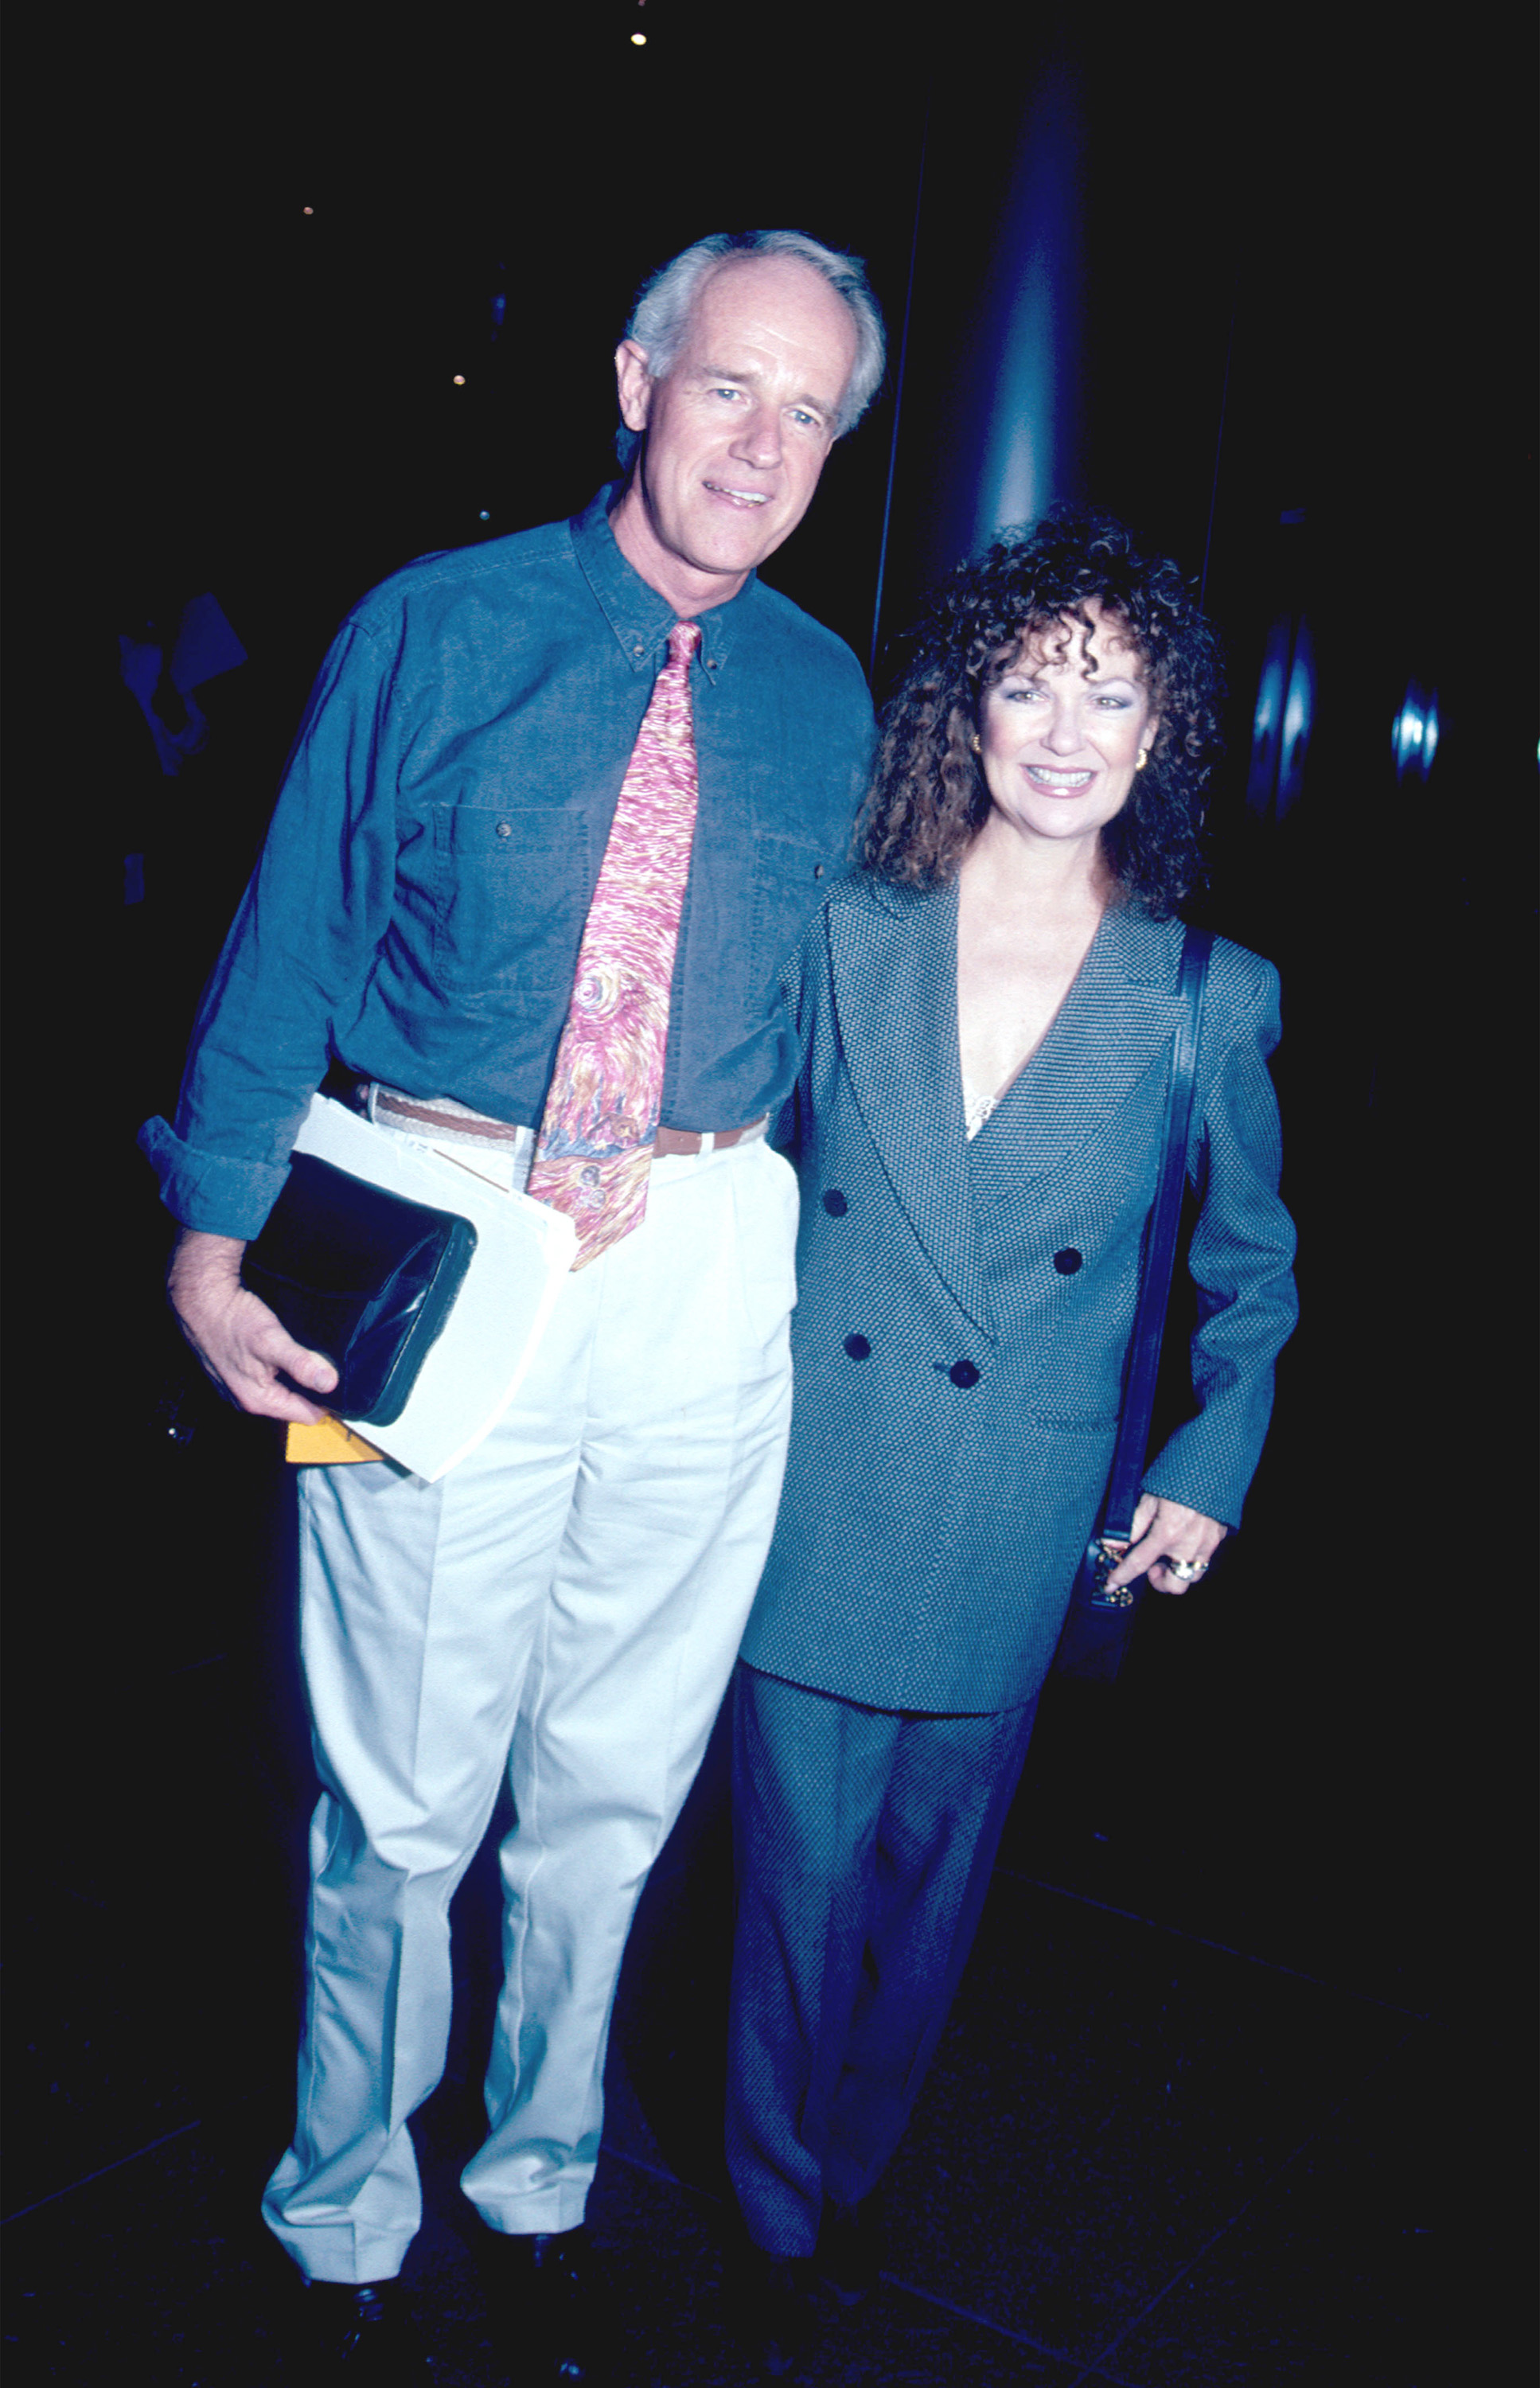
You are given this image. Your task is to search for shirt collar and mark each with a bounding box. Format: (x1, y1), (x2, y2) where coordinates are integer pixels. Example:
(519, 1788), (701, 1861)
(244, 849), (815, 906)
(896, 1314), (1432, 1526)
(571, 485), (748, 681)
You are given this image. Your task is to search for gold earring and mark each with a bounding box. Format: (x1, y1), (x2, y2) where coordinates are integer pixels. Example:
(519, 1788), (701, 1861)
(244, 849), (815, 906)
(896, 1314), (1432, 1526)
(1135, 750), (1149, 771)
(969, 732), (981, 754)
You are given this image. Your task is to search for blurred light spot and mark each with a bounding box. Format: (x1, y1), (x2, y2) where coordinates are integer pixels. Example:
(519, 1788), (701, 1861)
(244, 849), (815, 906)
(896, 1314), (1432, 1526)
(302, 205), (314, 215)
(453, 374), (466, 385)
(1279, 633), (1313, 804)
(478, 510), (491, 521)
(631, 29), (646, 41)
(1392, 681), (1440, 782)
(1247, 615), (1313, 821)
(1246, 626), (1287, 816)
(1250, 642), (1284, 751)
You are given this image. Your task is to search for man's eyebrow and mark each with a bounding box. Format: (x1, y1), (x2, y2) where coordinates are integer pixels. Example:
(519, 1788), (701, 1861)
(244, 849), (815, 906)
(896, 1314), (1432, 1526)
(694, 363), (835, 414)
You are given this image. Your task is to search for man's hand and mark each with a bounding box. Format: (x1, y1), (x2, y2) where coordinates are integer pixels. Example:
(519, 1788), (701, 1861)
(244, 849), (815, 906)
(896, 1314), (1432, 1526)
(167, 1227), (339, 1423)
(1101, 1494), (1227, 1596)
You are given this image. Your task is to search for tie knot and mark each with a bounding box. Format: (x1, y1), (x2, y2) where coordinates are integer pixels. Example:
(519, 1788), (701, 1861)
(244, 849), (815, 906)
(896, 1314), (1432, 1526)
(668, 620), (702, 669)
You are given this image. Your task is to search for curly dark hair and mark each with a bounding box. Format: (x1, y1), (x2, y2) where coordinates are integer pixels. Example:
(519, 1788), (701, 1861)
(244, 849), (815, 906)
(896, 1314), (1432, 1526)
(860, 506), (1225, 916)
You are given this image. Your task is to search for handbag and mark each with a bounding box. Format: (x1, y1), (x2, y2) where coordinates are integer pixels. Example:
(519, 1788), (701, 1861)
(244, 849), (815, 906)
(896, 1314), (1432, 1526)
(242, 1152), (478, 1429)
(1051, 926), (1215, 1683)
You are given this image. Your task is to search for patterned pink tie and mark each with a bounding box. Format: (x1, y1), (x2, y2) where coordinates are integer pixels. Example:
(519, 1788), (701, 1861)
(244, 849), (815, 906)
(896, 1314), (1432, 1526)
(526, 619), (703, 1270)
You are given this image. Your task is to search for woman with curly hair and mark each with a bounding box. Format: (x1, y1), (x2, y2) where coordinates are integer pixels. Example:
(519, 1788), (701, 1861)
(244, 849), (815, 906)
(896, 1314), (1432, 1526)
(726, 508), (1297, 2369)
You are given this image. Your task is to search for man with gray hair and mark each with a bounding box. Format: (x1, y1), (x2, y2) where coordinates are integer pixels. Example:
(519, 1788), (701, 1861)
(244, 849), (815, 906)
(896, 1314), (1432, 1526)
(142, 228), (883, 2380)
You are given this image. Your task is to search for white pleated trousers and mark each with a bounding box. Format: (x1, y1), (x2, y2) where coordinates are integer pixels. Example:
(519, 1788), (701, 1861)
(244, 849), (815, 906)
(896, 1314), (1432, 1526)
(261, 1135), (797, 2283)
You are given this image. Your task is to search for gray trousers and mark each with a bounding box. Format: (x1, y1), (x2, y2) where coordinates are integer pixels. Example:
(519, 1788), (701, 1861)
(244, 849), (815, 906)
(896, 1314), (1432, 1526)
(726, 1664), (1037, 2257)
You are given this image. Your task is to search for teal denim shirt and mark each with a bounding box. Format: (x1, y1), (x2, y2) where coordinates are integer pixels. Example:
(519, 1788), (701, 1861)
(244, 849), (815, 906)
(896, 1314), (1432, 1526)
(140, 489), (874, 1239)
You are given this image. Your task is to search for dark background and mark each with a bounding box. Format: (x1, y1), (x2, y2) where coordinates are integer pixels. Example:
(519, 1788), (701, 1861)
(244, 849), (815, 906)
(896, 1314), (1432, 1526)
(5, 0), (1534, 2371)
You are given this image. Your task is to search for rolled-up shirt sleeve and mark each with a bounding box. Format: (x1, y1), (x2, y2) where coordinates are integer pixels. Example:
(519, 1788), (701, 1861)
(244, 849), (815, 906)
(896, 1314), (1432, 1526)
(138, 618), (404, 1239)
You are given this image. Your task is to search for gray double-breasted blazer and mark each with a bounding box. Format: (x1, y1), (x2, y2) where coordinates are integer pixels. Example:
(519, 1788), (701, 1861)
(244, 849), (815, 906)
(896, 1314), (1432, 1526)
(738, 873), (1298, 1715)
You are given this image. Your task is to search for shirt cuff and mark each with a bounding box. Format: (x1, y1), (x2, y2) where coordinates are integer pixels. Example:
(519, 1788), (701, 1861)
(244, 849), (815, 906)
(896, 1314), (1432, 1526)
(137, 1115), (292, 1242)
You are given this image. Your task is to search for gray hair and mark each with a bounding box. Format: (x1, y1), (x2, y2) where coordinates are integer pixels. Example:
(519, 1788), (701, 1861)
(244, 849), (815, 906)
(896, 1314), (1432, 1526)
(614, 229), (886, 468)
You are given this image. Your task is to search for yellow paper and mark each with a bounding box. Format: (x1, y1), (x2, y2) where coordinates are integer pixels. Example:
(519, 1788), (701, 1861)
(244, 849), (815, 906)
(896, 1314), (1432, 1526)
(286, 1415), (384, 1466)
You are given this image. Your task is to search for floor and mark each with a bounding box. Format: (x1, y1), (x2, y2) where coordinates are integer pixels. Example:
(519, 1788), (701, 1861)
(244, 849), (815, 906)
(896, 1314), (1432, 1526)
(4, 1339), (1484, 2387)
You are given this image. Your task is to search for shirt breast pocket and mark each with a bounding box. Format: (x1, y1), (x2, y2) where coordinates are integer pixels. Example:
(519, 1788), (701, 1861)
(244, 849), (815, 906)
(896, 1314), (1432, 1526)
(748, 828), (840, 997)
(430, 805), (591, 1005)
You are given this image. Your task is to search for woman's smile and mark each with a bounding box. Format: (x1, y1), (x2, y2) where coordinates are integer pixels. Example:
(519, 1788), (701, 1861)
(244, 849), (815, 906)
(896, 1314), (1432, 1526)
(1018, 762), (1095, 793)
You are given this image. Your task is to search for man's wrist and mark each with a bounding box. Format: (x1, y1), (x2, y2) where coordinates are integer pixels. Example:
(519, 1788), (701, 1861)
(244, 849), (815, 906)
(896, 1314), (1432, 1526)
(168, 1227), (248, 1294)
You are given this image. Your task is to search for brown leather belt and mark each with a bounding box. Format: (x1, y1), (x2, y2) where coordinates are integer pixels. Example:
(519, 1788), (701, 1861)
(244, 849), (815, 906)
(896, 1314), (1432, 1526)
(369, 1087), (765, 1155)
(370, 1090), (521, 1141)
(653, 1121), (766, 1155)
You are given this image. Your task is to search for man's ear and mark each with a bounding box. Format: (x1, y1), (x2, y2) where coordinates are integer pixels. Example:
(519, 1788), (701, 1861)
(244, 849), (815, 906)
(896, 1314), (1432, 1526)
(615, 339), (654, 435)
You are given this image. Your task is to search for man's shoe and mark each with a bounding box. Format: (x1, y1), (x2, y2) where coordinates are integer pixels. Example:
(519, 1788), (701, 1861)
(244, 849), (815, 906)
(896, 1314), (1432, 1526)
(484, 2227), (610, 2384)
(298, 2280), (434, 2377)
(813, 2191), (886, 2307)
(733, 2246), (821, 2380)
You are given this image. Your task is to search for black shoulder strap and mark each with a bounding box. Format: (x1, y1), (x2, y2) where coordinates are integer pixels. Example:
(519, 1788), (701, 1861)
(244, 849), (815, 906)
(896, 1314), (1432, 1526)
(1099, 925), (1215, 1544)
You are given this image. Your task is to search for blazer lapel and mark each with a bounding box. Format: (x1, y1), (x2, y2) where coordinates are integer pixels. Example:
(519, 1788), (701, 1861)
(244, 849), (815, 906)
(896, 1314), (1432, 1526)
(983, 903), (1187, 1182)
(825, 884), (993, 1338)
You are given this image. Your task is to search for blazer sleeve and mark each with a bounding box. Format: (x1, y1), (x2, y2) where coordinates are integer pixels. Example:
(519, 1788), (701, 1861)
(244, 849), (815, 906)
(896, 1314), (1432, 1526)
(1140, 950), (1298, 1529)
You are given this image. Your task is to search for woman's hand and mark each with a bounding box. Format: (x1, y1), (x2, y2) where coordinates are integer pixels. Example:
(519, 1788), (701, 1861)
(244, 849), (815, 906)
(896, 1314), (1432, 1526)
(1101, 1495), (1227, 1595)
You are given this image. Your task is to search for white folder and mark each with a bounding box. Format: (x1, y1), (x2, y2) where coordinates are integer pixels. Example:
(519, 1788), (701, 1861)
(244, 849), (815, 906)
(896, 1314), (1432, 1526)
(287, 1094), (576, 1482)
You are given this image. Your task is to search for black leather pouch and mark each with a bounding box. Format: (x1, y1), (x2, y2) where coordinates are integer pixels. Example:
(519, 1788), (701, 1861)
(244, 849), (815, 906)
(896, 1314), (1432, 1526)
(242, 1153), (477, 1427)
(1053, 1537), (1143, 1684)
